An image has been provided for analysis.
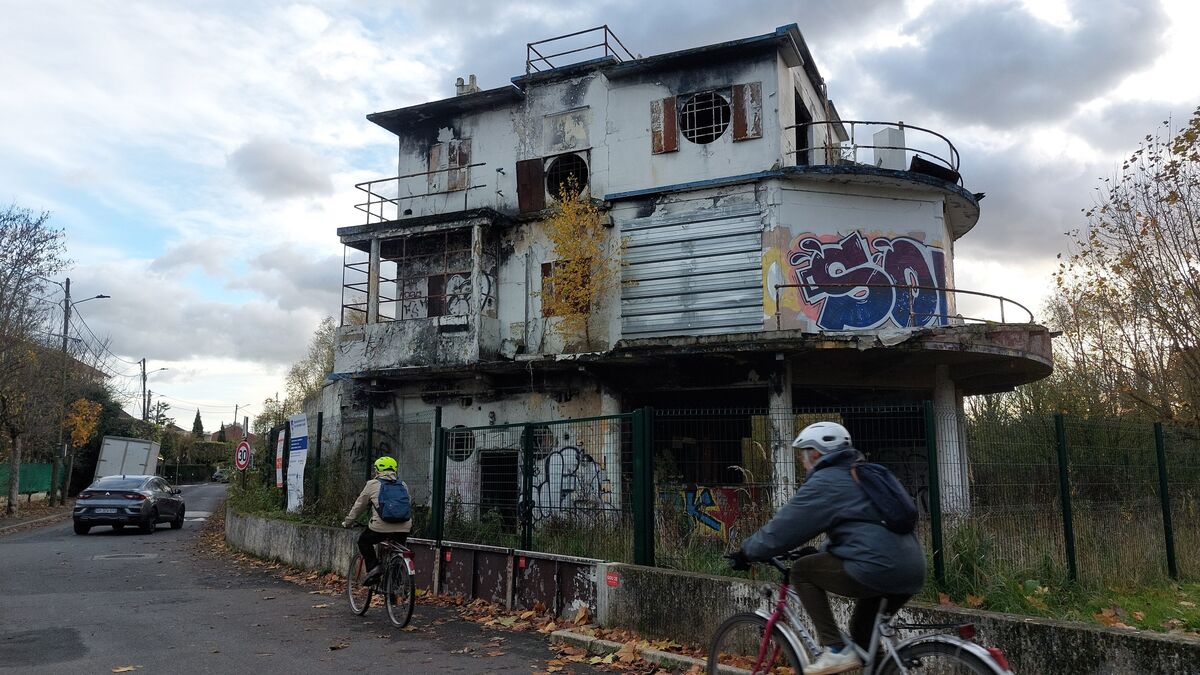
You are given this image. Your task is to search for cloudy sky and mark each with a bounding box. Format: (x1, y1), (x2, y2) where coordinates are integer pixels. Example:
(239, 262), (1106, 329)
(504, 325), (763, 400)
(3, 0), (1196, 430)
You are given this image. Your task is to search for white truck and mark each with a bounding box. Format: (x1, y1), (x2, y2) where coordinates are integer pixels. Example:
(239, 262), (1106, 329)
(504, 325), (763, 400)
(93, 436), (160, 480)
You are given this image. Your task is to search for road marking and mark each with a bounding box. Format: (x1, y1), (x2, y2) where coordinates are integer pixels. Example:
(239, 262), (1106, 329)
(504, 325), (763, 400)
(93, 553), (159, 560)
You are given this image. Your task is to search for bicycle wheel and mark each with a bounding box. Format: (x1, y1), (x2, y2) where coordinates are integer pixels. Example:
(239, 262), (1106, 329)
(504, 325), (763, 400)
(707, 612), (803, 674)
(347, 553), (374, 615)
(384, 557), (416, 628)
(876, 640), (998, 674)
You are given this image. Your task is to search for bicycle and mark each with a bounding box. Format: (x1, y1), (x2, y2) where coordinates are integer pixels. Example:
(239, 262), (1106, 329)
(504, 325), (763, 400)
(707, 552), (1013, 674)
(347, 535), (416, 628)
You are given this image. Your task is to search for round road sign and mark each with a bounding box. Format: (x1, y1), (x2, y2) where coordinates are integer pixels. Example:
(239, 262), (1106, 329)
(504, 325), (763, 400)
(234, 440), (251, 471)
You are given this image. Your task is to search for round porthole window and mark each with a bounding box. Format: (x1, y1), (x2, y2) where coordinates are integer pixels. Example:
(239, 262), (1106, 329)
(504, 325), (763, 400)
(545, 153), (588, 198)
(447, 426), (475, 462)
(680, 91), (731, 144)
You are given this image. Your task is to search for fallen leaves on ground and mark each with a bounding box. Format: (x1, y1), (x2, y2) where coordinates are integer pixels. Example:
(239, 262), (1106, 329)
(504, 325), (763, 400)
(328, 641), (350, 651)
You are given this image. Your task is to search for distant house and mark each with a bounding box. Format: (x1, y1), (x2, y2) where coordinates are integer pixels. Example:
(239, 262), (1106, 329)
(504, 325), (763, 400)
(209, 423), (256, 444)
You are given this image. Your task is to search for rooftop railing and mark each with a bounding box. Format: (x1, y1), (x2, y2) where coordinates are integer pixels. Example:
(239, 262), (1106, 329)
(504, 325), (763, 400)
(525, 25), (636, 76)
(785, 120), (962, 185)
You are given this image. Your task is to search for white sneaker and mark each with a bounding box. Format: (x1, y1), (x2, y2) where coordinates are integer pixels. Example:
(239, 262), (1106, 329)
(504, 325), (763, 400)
(806, 647), (862, 675)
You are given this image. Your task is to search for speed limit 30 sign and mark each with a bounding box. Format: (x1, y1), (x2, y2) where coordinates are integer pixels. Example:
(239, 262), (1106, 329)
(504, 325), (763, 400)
(234, 440), (251, 471)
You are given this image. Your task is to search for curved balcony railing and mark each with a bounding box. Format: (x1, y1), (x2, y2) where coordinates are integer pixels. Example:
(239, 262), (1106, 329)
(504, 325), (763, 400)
(772, 282), (1034, 331)
(783, 120), (961, 185)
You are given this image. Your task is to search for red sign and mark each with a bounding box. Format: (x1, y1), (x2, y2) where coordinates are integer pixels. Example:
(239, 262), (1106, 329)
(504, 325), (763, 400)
(606, 571), (620, 587)
(234, 441), (251, 471)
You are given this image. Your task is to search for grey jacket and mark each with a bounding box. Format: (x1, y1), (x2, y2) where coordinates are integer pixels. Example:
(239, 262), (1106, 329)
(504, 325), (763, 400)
(741, 448), (926, 595)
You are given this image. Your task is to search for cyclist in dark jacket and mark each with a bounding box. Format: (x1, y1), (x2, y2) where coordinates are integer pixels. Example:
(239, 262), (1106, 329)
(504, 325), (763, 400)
(727, 422), (926, 675)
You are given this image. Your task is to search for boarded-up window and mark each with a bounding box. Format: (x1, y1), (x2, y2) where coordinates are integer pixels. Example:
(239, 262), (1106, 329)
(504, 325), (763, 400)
(516, 158), (545, 213)
(428, 138), (472, 192)
(732, 82), (762, 141)
(651, 96), (679, 154)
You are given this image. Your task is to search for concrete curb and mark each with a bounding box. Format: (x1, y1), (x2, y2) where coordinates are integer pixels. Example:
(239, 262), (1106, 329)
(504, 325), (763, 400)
(550, 629), (707, 672)
(0, 510), (71, 534)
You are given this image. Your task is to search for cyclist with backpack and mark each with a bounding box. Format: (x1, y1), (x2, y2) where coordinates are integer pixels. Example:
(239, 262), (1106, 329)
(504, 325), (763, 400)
(342, 456), (413, 585)
(725, 422), (926, 675)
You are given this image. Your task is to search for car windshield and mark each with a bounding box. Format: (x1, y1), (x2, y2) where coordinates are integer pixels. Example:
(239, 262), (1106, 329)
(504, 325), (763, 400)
(91, 477), (147, 490)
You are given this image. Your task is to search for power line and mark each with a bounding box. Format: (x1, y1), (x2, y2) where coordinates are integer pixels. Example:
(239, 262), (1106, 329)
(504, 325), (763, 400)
(71, 307), (141, 366)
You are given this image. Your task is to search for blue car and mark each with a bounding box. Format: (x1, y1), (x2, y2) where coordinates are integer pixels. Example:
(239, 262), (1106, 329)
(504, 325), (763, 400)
(73, 475), (186, 534)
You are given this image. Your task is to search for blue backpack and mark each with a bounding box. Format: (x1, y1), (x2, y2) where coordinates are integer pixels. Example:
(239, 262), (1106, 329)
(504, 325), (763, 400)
(850, 462), (918, 535)
(374, 477), (412, 523)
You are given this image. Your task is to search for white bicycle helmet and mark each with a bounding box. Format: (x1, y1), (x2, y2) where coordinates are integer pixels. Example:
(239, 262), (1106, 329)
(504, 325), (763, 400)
(792, 421), (852, 454)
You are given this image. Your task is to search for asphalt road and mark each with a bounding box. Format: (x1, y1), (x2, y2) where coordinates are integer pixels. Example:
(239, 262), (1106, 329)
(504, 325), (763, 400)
(0, 484), (606, 674)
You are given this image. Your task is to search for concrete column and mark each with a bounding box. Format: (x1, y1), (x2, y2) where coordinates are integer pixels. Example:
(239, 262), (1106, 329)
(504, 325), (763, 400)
(367, 237), (381, 324)
(933, 365), (970, 514)
(768, 360), (795, 511)
(470, 223), (484, 318)
(599, 385), (622, 513)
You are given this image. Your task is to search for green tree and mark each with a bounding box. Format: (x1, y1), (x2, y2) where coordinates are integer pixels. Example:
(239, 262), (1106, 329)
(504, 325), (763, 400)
(191, 410), (204, 438)
(284, 316), (336, 406)
(1053, 107), (1200, 423)
(0, 204), (68, 515)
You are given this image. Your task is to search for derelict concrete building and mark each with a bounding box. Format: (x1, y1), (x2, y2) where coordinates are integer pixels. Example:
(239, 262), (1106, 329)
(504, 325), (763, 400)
(317, 25), (1052, 514)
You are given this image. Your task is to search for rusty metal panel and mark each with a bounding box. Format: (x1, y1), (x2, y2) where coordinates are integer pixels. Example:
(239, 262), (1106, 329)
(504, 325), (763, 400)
(514, 554), (558, 613)
(472, 549), (511, 606)
(651, 96), (678, 154)
(620, 203), (763, 337)
(428, 142), (444, 192)
(439, 546), (475, 597)
(516, 158), (545, 213)
(732, 82), (763, 141)
(448, 138), (471, 192)
(408, 538), (438, 591)
(557, 561), (596, 620)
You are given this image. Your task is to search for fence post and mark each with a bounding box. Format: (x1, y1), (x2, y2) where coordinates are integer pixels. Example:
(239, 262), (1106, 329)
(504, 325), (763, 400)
(281, 424), (291, 510)
(1154, 422), (1179, 579)
(431, 407), (445, 543)
(520, 424), (535, 551)
(1054, 413), (1078, 584)
(314, 411), (323, 503)
(631, 408), (656, 567)
(923, 401), (945, 587)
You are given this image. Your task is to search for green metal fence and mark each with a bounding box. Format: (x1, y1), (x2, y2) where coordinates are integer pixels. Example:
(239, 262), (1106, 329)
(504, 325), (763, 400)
(433, 412), (647, 564)
(413, 405), (1199, 590)
(0, 463), (65, 496)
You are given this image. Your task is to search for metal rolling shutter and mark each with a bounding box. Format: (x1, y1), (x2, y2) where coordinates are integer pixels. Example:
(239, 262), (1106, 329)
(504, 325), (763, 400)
(620, 203), (763, 337)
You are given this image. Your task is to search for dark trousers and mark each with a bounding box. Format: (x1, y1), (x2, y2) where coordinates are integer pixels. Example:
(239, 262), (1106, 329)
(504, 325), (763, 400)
(357, 529), (408, 571)
(791, 553), (910, 649)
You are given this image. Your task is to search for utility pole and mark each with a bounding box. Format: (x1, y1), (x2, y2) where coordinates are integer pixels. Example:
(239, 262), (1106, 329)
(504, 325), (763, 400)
(141, 358), (147, 422)
(233, 403), (239, 437)
(51, 278), (70, 506)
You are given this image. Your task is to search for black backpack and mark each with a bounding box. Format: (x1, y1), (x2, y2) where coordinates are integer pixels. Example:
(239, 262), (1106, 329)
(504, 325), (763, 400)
(374, 477), (412, 523)
(850, 462), (919, 535)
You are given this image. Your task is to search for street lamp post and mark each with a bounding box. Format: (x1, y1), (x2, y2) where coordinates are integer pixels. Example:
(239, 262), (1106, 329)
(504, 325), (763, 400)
(141, 362), (168, 421)
(49, 277), (109, 505)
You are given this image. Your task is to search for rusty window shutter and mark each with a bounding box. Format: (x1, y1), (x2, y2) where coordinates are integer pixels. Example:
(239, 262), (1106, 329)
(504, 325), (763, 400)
(448, 138), (471, 191)
(732, 82), (763, 141)
(651, 96), (678, 154)
(516, 158), (545, 213)
(428, 142), (445, 192)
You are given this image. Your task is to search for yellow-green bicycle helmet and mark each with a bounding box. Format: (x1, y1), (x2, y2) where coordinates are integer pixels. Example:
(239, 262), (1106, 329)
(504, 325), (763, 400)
(374, 456), (397, 473)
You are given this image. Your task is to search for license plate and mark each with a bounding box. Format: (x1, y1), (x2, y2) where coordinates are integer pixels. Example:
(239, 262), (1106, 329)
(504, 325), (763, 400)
(95, 508), (117, 514)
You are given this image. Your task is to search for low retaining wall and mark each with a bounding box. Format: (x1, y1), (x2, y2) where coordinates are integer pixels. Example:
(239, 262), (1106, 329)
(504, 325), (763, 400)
(225, 512), (1200, 674)
(599, 563), (1200, 675)
(225, 510), (597, 618)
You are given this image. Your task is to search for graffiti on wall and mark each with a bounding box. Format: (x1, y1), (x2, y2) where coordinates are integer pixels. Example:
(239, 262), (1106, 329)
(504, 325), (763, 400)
(662, 487), (741, 541)
(533, 445), (614, 522)
(768, 230), (950, 331)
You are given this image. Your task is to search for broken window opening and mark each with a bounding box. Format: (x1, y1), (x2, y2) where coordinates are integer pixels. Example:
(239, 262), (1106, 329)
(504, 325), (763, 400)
(545, 153), (588, 199)
(679, 90), (731, 144)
